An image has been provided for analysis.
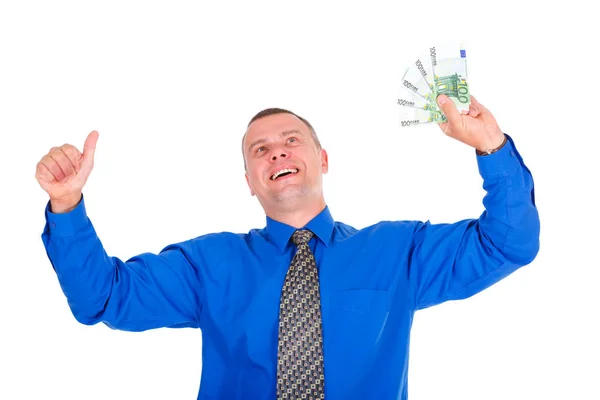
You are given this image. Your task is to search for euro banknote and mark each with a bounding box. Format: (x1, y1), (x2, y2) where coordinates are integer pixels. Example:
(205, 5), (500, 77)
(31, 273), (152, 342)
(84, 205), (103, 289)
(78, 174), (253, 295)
(429, 43), (470, 113)
(400, 59), (435, 102)
(399, 107), (445, 127)
(397, 43), (471, 126)
(396, 86), (434, 111)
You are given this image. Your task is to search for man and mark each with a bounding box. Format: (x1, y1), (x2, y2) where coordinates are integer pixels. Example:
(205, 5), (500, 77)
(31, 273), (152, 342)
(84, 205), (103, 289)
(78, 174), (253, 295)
(37, 94), (540, 399)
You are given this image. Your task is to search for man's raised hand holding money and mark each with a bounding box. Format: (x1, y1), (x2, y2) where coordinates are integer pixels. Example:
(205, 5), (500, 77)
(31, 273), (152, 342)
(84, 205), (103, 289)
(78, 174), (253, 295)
(436, 94), (506, 154)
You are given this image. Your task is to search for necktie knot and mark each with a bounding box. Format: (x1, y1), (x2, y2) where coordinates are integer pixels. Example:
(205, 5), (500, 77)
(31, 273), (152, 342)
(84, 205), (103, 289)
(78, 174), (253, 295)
(291, 229), (314, 246)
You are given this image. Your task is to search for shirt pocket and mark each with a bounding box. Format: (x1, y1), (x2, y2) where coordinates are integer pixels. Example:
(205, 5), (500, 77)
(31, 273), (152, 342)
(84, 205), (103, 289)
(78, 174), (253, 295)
(330, 289), (391, 315)
(328, 288), (392, 346)
(326, 289), (392, 386)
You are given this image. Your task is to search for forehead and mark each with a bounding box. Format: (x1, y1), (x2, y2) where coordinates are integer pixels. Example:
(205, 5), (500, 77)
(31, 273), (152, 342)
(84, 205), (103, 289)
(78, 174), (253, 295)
(244, 113), (308, 148)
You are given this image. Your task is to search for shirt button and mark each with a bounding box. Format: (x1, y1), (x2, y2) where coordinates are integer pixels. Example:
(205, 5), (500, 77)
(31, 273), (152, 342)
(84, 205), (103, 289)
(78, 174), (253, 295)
(510, 151), (515, 157)
(51, 222), (56, 228)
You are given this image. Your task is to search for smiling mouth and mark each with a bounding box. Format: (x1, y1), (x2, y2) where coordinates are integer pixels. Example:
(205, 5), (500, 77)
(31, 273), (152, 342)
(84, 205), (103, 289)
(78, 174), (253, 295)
(270, 168), (299, 180)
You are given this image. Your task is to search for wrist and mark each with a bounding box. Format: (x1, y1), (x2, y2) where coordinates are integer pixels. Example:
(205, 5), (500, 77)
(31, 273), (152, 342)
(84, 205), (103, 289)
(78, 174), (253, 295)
(476, 133), (507, 156)
(50, 192), (82, 213)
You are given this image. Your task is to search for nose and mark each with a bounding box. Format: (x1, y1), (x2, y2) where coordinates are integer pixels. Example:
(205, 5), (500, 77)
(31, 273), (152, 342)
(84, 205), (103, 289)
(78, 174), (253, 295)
(271, 149), (289, 161)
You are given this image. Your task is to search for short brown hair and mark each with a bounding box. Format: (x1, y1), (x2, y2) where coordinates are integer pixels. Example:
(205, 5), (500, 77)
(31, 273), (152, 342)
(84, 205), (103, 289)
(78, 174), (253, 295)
(242, 108), (322, 171)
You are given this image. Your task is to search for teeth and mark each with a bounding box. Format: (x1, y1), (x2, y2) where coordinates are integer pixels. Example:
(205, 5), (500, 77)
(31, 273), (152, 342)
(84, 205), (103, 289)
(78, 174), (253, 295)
(271, 168), (298, 180)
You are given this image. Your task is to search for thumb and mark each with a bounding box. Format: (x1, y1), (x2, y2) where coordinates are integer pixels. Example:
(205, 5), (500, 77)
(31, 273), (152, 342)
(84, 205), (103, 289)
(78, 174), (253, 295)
(437, 95), (462, 127)
(80, 130), (99, 174)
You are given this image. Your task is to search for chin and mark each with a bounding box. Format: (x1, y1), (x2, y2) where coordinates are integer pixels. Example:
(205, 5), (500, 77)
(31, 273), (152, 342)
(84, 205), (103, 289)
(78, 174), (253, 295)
(273, 193), (301, 203)
(275, 186), (316, 203)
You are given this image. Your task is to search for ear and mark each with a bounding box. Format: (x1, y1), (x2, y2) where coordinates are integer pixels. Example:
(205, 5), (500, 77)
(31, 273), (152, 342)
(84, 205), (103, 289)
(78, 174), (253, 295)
(245, 172), (255, 196)
(320, 149), (329, 174)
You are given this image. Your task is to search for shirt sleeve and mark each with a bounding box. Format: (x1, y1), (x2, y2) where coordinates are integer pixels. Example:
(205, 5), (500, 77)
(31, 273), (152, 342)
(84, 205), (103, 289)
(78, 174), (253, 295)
(41, 194), (203, 331)
(407, 134), (540, 310)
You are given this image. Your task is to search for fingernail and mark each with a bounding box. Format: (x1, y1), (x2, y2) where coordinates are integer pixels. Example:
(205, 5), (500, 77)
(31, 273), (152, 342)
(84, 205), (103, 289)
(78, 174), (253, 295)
(437, 95), (448, 105)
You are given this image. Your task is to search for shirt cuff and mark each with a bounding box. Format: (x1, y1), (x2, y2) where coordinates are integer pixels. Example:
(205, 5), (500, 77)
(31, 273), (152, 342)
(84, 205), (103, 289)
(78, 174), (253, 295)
(45, 193), (90, 236)
(476, 134), (521, 178)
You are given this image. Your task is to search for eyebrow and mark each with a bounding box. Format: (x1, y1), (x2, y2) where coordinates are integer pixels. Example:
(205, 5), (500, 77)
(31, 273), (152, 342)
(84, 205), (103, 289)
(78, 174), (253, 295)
(247, 129), (304, 153)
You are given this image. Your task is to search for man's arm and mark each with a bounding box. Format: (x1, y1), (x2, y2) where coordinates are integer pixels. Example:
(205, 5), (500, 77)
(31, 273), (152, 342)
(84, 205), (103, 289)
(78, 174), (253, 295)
(41, 193), (203, 331)
(407, 133), (540, 310)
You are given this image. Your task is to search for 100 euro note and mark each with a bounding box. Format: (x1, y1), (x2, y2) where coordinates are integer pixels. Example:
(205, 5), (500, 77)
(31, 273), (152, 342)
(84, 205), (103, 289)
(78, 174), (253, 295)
(399, 106), (444, 127)
(400, 59), (435, 103)
(429, 43), (471, 115)
(397, 85), (433, 110)
(397, 85), (445, 124)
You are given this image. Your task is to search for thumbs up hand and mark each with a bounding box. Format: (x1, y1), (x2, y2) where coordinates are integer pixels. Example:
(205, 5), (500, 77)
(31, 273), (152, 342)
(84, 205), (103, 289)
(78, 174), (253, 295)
(35, 130), (99, 212)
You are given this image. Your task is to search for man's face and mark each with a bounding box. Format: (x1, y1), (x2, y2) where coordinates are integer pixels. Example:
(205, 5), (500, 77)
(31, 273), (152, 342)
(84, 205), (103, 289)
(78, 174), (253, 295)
(243, 113), (328, 209)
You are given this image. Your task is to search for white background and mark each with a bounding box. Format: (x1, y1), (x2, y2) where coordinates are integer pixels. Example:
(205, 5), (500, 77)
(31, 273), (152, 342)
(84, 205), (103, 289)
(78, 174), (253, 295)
(1, 1), (598, 399)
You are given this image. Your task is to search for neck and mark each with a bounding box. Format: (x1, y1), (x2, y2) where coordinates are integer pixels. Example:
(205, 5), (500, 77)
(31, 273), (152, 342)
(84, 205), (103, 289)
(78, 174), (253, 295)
(266, 197), (326, 228)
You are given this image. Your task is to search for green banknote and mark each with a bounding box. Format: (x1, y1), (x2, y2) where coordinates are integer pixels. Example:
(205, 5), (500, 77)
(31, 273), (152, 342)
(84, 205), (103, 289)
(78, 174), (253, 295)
(396, 86), (435, 111)
(396, 43), (472, 126)
(401, 61), (435, 102)
(399, 107), (444, 127)
(429, 43), (470, 113)
(397, 84), (445, 123)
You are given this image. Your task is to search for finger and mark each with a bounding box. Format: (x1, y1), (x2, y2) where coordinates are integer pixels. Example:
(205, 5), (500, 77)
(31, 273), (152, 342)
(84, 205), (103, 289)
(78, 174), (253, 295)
(36, 160), (58, 184)
(80, 130), (99, 174)
(436, 95), (462, 128)
(48, 148), (76, 182)
(60, 144), (82, 174)
(470, 95), (485, 113)
(468, 102), (481, 118)
(40, 153), (66, 183)
(437, 121), (450, 134)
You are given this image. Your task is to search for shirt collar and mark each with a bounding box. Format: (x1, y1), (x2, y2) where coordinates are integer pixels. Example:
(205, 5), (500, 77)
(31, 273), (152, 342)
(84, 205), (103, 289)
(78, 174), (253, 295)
(265, 205), (335, 253)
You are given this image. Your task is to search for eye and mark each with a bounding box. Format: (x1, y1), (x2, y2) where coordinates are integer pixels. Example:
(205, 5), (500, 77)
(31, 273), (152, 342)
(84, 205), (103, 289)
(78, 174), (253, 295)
(256, 146), (266, 153)
(287, 137), (297, 143)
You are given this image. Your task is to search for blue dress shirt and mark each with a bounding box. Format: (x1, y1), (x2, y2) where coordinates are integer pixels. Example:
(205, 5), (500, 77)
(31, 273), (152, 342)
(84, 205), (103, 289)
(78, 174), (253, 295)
(41, 134), (540, 399)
